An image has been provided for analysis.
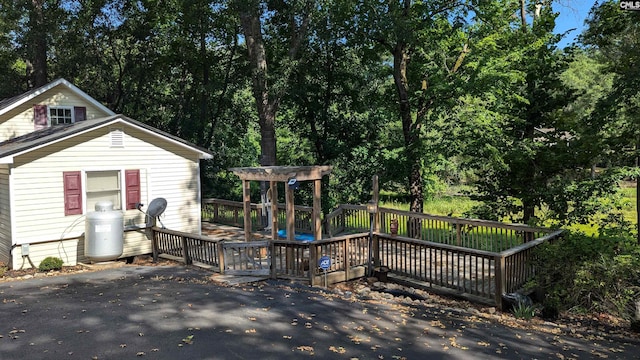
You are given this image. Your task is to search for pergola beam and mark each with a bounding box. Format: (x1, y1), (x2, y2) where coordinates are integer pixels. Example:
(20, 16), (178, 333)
(229, 166), (332, 182)
(230, 166), (332, 242)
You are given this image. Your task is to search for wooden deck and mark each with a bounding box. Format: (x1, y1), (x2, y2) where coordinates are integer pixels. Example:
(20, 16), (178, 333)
(201, 222), (268, 241)
(152, 210), (564, 310)
(199, 224), (497, 301)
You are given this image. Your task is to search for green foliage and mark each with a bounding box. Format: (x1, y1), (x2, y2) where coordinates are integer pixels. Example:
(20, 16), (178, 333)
(532, 224), (640, 320)
(0, 262), (7, 277)
(38, 257), (64, 272)
(1, 0), (636, 246)
(512, 302), (536, 321)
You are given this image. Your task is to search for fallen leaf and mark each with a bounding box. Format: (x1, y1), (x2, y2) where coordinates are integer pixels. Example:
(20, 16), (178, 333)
(182, 335), (194, 344)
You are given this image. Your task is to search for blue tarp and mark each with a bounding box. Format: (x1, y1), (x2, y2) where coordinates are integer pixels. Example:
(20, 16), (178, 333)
(277, 229), (314, 242)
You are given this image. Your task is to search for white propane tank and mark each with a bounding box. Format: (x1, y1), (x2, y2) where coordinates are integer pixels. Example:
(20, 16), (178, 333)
(85, 201), (124, 262)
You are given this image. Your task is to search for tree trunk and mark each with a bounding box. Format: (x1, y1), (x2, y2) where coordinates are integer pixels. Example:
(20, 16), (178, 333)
(392, 42), (424, 215)
(519, 0), (527, 31)
(199, 16), (209, 146)
(29, 0), (48, 87)
(240, 7), (277, 167)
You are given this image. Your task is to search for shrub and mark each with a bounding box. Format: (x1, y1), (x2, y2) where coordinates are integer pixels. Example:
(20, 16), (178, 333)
(38, 257), (64, 272)
(0, 262), (7, 277)
(532, 223), (640, 321)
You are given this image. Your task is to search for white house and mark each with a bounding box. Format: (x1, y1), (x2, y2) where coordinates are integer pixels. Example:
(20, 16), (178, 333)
(0, 79), (212, 269)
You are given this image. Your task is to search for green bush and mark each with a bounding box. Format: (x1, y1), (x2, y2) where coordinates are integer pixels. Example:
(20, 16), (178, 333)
(0, 262), (7, 277)
(532, 223), (640, 321)
(38, 257), (64, 272)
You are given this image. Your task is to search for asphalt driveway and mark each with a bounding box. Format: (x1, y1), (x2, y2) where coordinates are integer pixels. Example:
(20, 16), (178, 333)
(1, 265), (639, 359)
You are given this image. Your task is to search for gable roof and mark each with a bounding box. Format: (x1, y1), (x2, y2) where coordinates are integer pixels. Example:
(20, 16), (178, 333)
(0, 115), (213, 164)
(0, 78), (115, 117)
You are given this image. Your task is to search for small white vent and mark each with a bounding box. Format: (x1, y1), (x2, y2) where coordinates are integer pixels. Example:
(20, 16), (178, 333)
(110, 130), (124, 147)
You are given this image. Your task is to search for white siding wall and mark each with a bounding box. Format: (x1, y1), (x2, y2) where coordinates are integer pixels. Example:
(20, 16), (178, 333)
(10, 229), (152, 269)
(0, 165), (11, 265)
(0, 85), (111, 142)
(8, 124), (203, 269)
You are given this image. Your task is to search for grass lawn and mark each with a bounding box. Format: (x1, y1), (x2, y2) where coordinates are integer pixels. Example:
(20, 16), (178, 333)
(381, 195), (478, 217)
(382, 182), (638, 234)
(620, 184), (638, 225)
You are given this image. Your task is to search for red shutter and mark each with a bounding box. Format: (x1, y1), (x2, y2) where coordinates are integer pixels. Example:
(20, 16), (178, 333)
(63, 171), (82, 216)
(74, 106), (86, 121)
(125, 169), (141, 210)
(34, 105), (48, 130)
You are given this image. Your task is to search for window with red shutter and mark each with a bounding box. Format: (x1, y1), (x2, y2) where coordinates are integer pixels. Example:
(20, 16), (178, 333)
(125, 169), (141, 210)
(63, 171), (82, 216)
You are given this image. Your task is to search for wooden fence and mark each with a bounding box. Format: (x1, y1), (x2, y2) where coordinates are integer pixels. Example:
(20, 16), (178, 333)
(152, 199), (565, 309)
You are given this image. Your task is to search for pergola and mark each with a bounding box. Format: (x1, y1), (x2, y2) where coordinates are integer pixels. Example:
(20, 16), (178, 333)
(229, 166), (333, 242)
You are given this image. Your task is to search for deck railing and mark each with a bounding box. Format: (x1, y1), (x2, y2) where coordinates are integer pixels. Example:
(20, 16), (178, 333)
(324, 205), (551, 252)
(180, 199), (566, 308)
(152, 227), (222, 267)
(152, 223), (562, 309)
(153, 226), (369, 285)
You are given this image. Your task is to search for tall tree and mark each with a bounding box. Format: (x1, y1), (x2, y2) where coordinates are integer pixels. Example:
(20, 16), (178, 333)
(279, 0), (389, 206)
(0, 1), (24, 95)
(352, 0), (496, 216)
(1, 0), (68, 88)
(582, 0), (640, 242)
(234, 0), (312, 167)
(28, 0), (48, 86)
(444, 1), (584, 224)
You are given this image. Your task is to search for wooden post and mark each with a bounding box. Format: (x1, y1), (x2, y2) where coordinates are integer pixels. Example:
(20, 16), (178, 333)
(373, 233), (380, 267)
(309, 243), (317, 286)
(270, 180), (278, 241)
(242, 179), (252, 242)
(372, 175), (379, 232)
(495, 255), (506, 310)
(313, 179), (322, 241)
(456, 223), (462, 247)
(285, 181), (294, 271)
(344, 238), (350, 282)
(182, 235), (191, 265)
(269, 240), (276, 279)
(285, 181), (295, 241)
(151, 227), (158, 262)
(217, 240), (226, 274)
